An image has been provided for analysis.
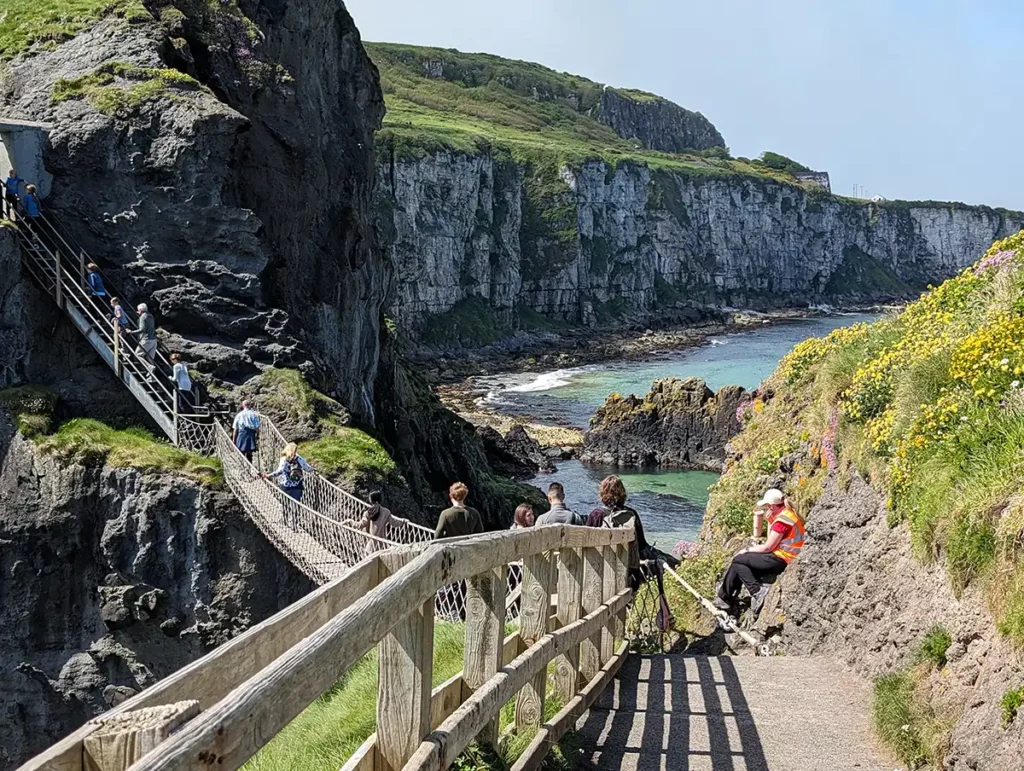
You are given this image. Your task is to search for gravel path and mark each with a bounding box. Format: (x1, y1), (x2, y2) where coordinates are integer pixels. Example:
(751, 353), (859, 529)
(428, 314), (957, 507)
(577, 654), (895, 771)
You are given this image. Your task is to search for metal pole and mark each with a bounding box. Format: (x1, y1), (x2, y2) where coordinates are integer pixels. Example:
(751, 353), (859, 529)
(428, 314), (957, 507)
(113, 317), (122, 378)
(54, 251), (62, 307)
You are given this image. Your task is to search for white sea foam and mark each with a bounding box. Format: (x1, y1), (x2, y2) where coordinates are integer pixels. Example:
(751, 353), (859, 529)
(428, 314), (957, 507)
(506, 369), (575, 393)
(709, 338), (726, 347)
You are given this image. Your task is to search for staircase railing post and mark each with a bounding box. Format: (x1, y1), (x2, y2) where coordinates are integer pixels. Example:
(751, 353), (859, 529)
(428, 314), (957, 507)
(579, 545), (604, 684)
(79, 250), (86, 290)
(172, 388), (179, 447)
(112, 318), (122, 379)
(601, 546), (617, 663)
(53, 251), (62, 307)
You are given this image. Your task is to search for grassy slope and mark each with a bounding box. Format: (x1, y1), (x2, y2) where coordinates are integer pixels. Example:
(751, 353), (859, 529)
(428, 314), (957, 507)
(0, 0), (147, 59)
(704, 232), (1024, 765)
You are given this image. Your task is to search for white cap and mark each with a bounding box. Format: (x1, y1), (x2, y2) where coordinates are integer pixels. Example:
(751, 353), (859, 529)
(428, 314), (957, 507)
(756, 488), (785, 507)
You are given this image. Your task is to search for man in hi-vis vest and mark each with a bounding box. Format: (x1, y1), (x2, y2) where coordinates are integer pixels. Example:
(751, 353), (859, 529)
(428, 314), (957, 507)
(714, 488), (805, 618)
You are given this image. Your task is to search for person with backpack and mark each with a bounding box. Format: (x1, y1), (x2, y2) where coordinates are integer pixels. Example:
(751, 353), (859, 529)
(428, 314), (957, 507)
(85, 263), (107, 300)
(264, 442), (313, 502)
(586, 475), (651, 583)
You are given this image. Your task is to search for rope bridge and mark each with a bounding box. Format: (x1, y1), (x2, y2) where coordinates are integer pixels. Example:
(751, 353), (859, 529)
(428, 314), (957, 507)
(13, 204), (523, 621)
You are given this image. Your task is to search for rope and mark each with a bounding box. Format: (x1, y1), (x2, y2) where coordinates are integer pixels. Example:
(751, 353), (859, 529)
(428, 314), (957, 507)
(663, 563), (770, 656)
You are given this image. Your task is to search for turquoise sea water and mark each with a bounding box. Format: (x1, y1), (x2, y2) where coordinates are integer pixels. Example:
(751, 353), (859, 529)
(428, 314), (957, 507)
(514, 314), (880, 546)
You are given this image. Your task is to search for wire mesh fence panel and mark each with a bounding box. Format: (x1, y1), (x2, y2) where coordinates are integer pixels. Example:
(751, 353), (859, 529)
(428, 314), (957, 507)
(626, 560), (671, 653)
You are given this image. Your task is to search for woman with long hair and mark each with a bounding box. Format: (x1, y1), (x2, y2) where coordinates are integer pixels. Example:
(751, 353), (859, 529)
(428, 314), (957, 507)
(510, 502), (535, 529)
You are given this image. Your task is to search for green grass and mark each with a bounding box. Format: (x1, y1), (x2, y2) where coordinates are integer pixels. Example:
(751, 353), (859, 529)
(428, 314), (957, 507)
(918, 626), (952, 669)
(873, 671), (928, 769)
(52, 61), (200, 116)
(0, 0), (149, 59)
(1002, 686), (1024, 727)
(299, 427), (399, 486)
(255, 368), (348, 430)
(0, 385), (58, 437)
(39, 418), (222, 485)
(519, 307), (572, 334)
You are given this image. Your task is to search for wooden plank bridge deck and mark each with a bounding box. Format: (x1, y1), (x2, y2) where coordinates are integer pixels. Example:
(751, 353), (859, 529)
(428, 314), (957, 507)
(579, 654), (892, 771)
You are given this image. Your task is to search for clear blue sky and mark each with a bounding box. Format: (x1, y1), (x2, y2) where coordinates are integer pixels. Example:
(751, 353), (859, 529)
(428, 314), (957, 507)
(346, 0), (1024, 211)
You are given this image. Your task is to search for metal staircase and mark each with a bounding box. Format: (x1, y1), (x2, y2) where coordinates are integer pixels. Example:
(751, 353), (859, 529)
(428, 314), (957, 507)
(10, 204), (190, 442)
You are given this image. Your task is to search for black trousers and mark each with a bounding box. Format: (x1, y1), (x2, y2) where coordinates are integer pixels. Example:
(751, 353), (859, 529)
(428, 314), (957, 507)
(721, 552), (788, 599)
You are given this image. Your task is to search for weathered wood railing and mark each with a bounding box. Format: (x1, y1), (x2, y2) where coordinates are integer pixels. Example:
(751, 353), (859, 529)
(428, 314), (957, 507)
(20, 526), (634, 771)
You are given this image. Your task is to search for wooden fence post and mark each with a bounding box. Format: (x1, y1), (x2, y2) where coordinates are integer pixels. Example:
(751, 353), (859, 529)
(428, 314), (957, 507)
(515, 551), (552, 733)
(579, 546), (604, 683)
(601, 546), (617, 662)
(553, 548), (582, 703)
(616, 543), (630, 645)
(377, 598), (435, 771)
(464, 566), (506, 747)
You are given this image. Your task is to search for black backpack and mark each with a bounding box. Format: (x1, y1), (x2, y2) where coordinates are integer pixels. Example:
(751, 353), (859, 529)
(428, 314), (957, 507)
(285, 457), (304, 485)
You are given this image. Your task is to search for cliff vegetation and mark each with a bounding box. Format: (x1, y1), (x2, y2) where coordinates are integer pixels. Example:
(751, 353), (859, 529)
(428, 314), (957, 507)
(701, 232), (1024, 767)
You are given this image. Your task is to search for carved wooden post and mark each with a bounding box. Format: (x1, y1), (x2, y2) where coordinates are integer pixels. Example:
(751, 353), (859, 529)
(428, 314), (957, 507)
(579, 546), (604, 683)
(377, 598), (434, 771)
(601, 545), (617, 662)
(617, 542), (630, 643)
(83, 701), (200, 771)
(464, 565), (506, 747)
(553, 547), (583, 703)
(515, 550), (552, 733)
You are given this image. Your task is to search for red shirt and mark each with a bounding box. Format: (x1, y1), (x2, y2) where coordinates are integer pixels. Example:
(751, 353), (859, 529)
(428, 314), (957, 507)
(769, 514), (794, 540)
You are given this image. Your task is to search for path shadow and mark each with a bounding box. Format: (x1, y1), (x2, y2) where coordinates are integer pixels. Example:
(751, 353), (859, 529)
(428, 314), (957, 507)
(579, 655), (768, 770)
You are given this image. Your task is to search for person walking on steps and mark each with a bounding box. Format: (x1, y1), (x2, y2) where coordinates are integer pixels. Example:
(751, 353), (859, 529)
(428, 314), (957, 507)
(535, 481), (581, 526)
(110, 297), (131, 345)
(714, 488), (805, 619)
(135, 303), (157, 374)
(435, 481), (483, 539)
(359, 491), (393, 553)
(586, 474), (649, 576)
(510, 502), (535, 529)
(85, 263), (107, 300)
(22, 184), (42, 239)
(264, 442), (313, 529)
(3, 169), (23, 219)
(169, 353), (195, 413)
(232, 400), (261, 464)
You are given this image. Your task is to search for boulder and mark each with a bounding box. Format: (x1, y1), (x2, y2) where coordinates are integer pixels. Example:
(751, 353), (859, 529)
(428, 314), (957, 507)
(581, 377), (747, 472)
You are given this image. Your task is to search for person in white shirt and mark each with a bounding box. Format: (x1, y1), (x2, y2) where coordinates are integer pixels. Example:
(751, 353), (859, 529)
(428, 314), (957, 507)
(169, 353), (194, 412)
(232, 400), (261, 463)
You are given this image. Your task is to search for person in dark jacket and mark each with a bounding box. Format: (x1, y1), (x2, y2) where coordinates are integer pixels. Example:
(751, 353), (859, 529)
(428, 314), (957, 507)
(435, 482), (483, 539)
(3, 169), (23, 218)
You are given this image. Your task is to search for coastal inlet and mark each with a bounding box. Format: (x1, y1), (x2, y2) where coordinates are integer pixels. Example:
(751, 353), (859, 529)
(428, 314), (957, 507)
(467, 314), (880, 547)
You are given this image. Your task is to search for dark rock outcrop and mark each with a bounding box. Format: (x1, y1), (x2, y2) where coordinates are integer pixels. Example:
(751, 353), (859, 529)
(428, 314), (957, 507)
(477, 424), (555, 480)
(598, 87), (725, 153)
(582, 377), (746, 472)
(0, 411), (311, 768)
(0, 0), (385, 420)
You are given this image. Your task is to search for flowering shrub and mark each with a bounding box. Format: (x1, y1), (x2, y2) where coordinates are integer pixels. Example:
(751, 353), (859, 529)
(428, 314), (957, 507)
(949, 314), (1024, 400)
(777, 323), (870, 385)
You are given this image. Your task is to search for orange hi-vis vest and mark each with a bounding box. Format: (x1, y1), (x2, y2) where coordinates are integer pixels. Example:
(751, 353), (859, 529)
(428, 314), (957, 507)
(771, 507), (806, 563)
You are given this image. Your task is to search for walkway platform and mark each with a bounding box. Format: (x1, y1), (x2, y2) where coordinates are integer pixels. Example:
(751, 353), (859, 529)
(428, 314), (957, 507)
(578, 654), (892, 771)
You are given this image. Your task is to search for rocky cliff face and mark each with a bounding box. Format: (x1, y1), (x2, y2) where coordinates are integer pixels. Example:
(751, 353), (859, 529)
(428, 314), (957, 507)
(755, 476), (1024, 769)
(0, 414), (310, 768)
(0, 0), (384, 420)
(598, 88), (725, 153)
(581, 377), (746, 472)
(380, 151), (1024, 343)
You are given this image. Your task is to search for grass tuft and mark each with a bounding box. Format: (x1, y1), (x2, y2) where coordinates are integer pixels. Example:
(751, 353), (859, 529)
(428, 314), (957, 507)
(0, 385), (58, 437)
(51, 60), (200, 116)
(0, 0), (150, 60)
(1002, 686), (1024, 727)
(918, 626), (952, 669)
(38, 418), (222, 485)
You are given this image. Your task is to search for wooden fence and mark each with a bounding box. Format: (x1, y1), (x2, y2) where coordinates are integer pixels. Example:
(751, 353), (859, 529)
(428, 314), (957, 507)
(20, 526), (634, 771)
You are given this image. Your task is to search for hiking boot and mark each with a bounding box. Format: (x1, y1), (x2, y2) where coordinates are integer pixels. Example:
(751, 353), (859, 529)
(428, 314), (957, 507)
(749, 584), (770, 617)
(712, 594), (734, 613)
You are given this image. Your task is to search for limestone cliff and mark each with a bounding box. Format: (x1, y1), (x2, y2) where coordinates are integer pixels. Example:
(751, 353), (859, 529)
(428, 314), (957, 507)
(380, 150), (1024, 344)
(0, 412), (310, 768)
(581, 377), (746, 472)
(598, 87), (725, 153)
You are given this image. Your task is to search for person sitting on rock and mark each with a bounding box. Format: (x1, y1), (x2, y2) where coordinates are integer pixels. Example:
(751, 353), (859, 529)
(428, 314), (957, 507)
(713, 488), (805, 618)
(510, 502), (535, 529)
(535, 482), (581, 526)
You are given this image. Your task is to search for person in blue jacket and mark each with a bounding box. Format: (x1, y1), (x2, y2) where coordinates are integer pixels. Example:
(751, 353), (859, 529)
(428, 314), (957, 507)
(86, 263), (107, 299)
(22, 184), (42, 240)
(3, 169), (23, 218)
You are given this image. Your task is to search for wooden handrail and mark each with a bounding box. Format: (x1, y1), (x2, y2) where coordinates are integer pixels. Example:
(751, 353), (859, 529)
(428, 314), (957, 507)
(23, 526), (633, 771)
